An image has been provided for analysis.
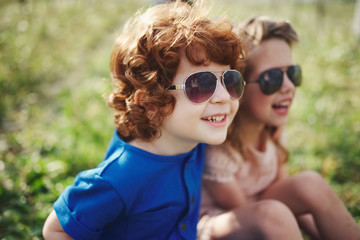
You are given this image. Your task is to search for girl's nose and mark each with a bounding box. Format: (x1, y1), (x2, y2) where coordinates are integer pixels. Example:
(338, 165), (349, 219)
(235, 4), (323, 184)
(280, 71), (296, 93)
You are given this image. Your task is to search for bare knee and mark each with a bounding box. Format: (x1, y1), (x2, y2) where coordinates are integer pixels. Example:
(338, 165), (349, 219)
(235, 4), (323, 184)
(233, 200), (299, 237)
(212, 201), (302, 240)
(292, 171), (335, 205)
(251, 200), (296, 229)
(297, 170), (325, 186)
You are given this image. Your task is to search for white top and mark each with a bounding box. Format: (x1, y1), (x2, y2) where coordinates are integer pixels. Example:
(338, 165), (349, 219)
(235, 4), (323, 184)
(201, 138), (279, 214)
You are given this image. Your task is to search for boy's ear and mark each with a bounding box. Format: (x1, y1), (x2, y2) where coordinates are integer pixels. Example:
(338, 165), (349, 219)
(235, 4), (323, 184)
(134, 89), (157, 120)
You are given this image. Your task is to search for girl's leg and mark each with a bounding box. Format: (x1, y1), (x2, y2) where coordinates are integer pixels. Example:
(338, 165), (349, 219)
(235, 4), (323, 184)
(297, 213), (320, 239)
(261, 170), (360, 240)
(210, 200), (303, 240)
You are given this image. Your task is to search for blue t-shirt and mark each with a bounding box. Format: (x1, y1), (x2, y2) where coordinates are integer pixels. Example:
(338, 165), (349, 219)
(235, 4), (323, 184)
(53, 129), (206, 240)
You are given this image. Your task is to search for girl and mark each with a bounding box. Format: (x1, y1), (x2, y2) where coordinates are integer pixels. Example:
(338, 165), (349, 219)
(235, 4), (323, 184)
(198, 16), (360, 240)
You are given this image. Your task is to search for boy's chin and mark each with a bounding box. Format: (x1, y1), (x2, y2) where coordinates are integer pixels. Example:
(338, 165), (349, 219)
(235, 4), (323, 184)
(207, 136), (226, 145)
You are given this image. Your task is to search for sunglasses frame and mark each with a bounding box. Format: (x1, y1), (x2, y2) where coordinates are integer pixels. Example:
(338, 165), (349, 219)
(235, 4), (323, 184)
(168, 70), (246, 104)
(247, 65), (301, 95)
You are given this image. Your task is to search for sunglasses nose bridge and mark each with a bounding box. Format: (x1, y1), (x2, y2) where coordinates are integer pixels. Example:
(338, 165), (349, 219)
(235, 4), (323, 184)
(281, 69), (296, 91)
(282, 66), (299, 87)
(210, 74), (232, 103)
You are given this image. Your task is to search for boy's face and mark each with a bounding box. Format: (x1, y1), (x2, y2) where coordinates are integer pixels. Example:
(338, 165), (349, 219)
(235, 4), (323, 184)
(240, 38), (296, 128)
(161, 54), (239, 150)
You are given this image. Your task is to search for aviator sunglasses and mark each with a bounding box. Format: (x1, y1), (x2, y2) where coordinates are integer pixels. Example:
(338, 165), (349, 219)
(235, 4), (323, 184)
(168, 70), (246, 104)
(247, 65), (302, 95)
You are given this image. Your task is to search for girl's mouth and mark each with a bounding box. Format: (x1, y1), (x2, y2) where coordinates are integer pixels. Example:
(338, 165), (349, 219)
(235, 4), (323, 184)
(272, 101), (291, 115)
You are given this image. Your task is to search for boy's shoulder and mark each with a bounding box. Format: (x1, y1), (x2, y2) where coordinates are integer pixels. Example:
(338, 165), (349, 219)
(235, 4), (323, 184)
(104, 129), (207, 165)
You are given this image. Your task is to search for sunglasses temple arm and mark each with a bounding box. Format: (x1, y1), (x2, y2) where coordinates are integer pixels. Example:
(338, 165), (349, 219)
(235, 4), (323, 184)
(168, 85), (185, 90)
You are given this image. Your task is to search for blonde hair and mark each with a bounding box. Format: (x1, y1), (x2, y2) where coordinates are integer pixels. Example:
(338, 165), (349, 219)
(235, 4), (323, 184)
(229, 16), (299, 163)
(108, 0), (246, 142)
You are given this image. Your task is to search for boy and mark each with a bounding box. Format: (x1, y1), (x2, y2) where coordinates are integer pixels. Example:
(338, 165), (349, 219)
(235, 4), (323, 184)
(42, 0), (246, 239)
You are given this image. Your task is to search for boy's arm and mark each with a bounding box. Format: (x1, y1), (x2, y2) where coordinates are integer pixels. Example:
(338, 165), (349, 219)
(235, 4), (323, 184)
(43, 210), (73, 240)
(203, 179), (246, 210)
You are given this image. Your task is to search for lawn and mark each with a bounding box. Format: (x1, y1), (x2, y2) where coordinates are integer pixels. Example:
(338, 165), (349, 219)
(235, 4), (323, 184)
(0, 0), (359, 239)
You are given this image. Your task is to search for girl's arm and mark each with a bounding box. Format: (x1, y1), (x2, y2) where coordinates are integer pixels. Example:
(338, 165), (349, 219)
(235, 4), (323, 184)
(261, 166), (321, 240)
(43, 210), (73, 240)
(297, 214), (321, 240)
(276, 163), (288, 181)
(272, 164), (320, 239)
(203, 179), (246, 210)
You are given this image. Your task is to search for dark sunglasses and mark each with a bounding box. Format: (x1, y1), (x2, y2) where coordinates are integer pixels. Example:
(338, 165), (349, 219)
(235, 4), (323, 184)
(247, 65), (302, 95)
(168, 70), (246, 104)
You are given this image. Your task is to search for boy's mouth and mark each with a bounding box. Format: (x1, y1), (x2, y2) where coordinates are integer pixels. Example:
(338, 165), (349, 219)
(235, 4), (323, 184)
(202, 114), (226, 122)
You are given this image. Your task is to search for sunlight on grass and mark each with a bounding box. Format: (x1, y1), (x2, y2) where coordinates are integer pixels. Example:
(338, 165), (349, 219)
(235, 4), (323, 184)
(0, 0), (359, 238)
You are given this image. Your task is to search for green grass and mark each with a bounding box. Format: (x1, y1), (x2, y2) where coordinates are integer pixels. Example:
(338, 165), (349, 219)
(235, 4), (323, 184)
(0, 0), (359, 238)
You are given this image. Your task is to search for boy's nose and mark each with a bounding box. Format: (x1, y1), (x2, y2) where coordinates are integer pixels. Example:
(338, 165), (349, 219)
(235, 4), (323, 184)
(209, 78), (231, 103)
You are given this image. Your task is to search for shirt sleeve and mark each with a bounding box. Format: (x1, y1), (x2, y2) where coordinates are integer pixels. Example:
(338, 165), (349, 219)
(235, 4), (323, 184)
(53, 169), (125, 240)
(203, 144), (240, 183)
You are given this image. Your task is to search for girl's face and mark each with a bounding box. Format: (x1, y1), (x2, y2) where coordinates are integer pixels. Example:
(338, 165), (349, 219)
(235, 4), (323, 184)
(240, 38), (296, 128)
(161, 54), (240, 151)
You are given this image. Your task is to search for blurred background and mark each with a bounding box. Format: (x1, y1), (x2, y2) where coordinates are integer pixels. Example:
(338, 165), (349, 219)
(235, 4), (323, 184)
(0, 0), (359, 239)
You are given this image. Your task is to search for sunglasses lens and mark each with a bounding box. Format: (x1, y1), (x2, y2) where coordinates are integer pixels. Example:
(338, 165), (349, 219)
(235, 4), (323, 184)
(223, 70), (244, 99)
(287, 65), (302, 86)
(259, 69), (283, 95)
(185, 72), (217, 103)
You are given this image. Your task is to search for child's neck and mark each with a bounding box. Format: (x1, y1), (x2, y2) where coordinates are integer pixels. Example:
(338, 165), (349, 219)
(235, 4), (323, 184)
(129, 137), (198, 156)
(241, 122), (266, 151)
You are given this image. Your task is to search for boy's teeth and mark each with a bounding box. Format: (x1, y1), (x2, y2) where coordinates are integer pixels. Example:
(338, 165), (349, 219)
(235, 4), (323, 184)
(206, 115), (225, 122)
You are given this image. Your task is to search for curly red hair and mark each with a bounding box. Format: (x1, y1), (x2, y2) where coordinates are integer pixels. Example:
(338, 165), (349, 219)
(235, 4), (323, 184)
(108, 0), (246, 142)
